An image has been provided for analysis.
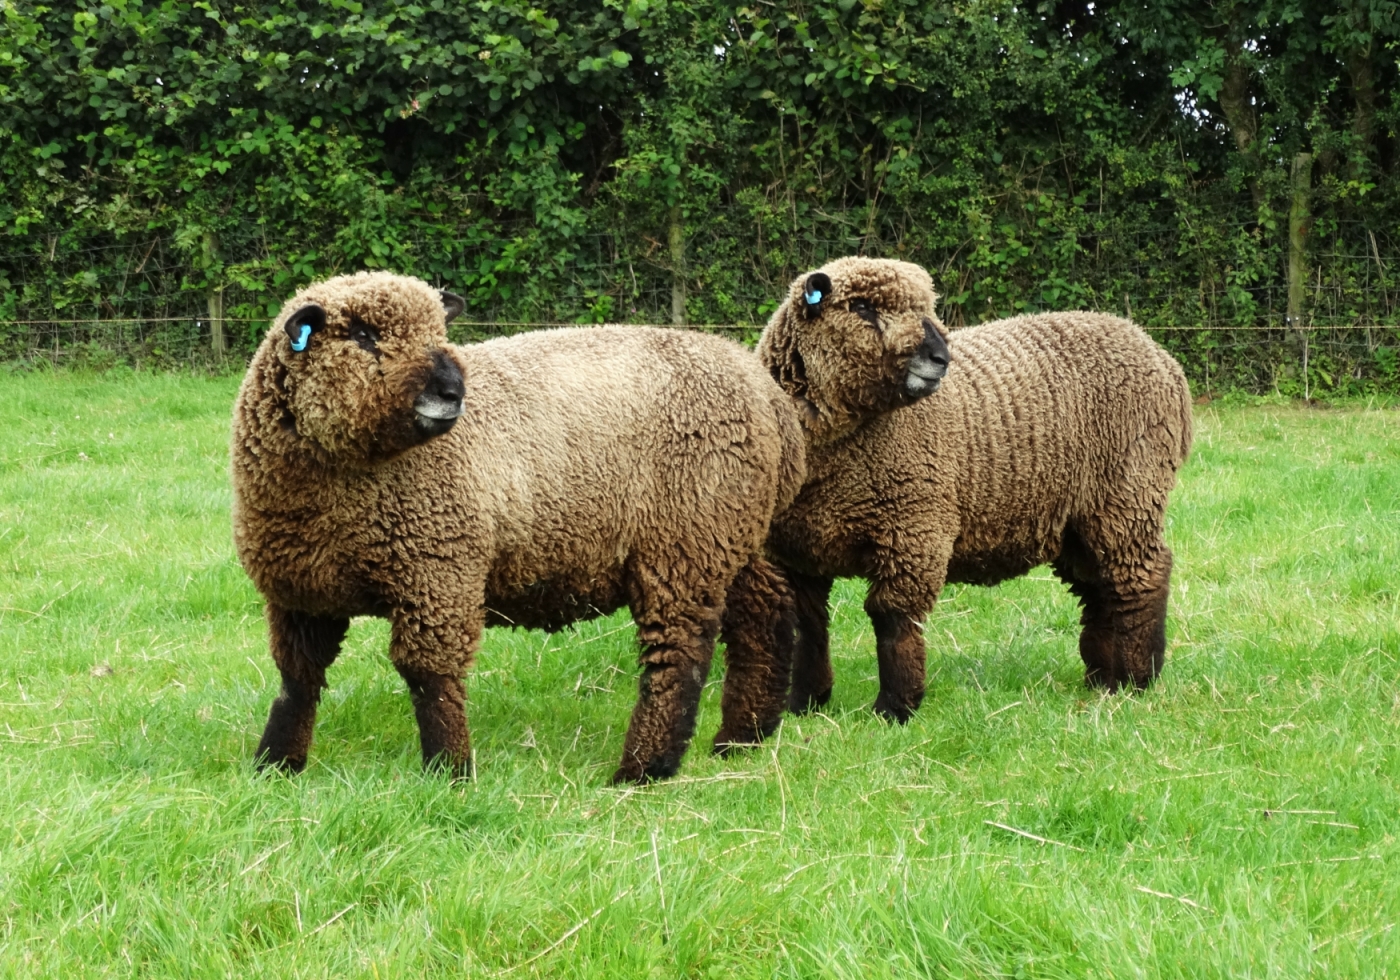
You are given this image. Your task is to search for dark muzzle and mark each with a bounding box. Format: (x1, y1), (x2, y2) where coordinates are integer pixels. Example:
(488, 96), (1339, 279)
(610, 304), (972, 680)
(904, 318), (950, 399)
(413, 350), (465, 437)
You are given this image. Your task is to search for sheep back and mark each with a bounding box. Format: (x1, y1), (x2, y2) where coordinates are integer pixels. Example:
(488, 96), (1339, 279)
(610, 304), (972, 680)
(771, 311), (1191, 608)
(460, 326), (806, 633)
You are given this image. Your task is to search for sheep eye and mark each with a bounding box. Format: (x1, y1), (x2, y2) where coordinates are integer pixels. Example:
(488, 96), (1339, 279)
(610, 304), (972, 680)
(348, 317), (380, 354)
(848, 297), (879, 326)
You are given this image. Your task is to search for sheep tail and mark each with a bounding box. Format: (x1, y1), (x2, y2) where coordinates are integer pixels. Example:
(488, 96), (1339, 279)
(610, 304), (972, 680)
(1162, 353), (1195, 468)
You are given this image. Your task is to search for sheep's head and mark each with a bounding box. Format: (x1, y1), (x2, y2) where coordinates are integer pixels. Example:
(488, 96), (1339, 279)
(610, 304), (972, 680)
(262, 271), (467, 466)
(758, 257), (950, 445)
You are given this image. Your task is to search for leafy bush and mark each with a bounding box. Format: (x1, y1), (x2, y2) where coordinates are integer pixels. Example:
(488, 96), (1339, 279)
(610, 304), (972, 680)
(2, 1), (1399, 391)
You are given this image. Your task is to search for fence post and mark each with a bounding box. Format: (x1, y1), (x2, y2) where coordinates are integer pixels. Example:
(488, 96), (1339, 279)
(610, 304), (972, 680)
(1368, 229), (1387, 348)
(668, 205), (686, 326)
(203, 230), (226, 360)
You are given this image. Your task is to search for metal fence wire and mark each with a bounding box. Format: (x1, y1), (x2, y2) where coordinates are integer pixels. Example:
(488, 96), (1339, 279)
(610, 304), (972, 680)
(2, 215), (1398, 396)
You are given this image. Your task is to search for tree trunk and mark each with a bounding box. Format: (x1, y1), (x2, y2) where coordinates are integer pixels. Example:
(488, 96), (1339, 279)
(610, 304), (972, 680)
(1216, 41), (1262, 209)
(668, 205), (685, 326)
(1287, 153), (1313, 335)
(1347, 42), (1377, 179)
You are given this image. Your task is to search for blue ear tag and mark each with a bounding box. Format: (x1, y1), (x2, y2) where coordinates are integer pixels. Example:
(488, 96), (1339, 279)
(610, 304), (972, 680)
(290, 323), (312, 352)
(805, 289), (823, 306)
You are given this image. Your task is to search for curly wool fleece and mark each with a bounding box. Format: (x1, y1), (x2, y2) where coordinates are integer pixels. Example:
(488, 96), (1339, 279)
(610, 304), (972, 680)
(756, 257), (1192, 720)
(232, 271), (805, 783)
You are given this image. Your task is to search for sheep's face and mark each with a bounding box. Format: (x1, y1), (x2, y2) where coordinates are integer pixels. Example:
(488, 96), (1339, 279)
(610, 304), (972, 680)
(266, 271), (467, 466)
(758, 258), (949, 444)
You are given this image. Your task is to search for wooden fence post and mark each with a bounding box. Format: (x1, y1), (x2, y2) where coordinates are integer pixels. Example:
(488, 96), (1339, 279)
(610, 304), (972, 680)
(203, 230), (226, 360)
(668, 205), (685, 326)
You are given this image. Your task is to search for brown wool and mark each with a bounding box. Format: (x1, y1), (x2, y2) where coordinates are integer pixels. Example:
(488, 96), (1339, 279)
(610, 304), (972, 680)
(756, 258), (1193, 719)
(232, 271), (805, 782)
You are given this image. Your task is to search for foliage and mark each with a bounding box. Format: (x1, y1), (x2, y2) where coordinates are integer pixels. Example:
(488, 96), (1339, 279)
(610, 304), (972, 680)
(2, 0), (1400, 389)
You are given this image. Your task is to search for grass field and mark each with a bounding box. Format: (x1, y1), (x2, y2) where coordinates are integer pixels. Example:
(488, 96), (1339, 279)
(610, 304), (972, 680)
(1, 370), (1399, 978)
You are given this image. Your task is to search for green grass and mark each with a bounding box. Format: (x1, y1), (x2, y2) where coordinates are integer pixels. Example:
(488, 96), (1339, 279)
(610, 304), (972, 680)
(2, 371), (1399, 978)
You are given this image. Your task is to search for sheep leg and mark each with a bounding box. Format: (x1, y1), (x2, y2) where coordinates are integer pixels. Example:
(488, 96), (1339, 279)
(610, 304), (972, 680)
(785, 572), (835, 714)
(395, 664), (473, 779)
(389, 600), (480, 778)
(614, 646), (714, 783)
(1072, 591), (1119, 688)
(255, 605), (349, 773)
(1057, 528), (1172, 691)
(866, 603), (927, 723)
(614, 643), (716, 783)
(1054, 530), (1115, 687)
(1097, 546), (1173, 690)
(1073, 588), (1170, 691)
(614, 564), (723, 783)
(713, 557), (796, 754)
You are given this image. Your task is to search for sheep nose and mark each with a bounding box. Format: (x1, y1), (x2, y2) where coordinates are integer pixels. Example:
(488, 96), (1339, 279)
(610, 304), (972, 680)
(904, 318), (949, 399)
(413, 350), (465, 435)
(427, 350), (465, 403)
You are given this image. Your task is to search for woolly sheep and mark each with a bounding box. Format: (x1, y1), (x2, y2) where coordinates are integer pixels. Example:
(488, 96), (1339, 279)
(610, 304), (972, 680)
(756, 257), (1192, 720)
(232, 271), (804, 783)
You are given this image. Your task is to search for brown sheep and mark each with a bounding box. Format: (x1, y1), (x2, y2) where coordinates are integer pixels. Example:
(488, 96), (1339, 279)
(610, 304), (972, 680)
(756, 257), (1192, 721)
(231, 271), (804, 783)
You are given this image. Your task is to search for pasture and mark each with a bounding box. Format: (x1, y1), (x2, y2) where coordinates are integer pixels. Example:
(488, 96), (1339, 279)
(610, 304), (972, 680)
(1, 370), (1398, 977)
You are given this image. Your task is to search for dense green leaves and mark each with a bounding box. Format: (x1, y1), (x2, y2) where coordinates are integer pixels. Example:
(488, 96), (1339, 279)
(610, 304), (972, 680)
(2, 0), (1399, 386)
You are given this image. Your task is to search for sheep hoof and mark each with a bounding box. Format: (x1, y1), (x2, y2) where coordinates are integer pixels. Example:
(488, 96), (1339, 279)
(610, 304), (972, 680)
(611, 766), (644, 785)
(423, 750), (474, 782)
(1084, 669), (1117, 691)
(871, 694), (918, 724)
(610, 757), (679, 785)
(712, 718), (780, 756)
(255, 753), (307, 776)
(1085, 675), (1152, 695)
(787, 687), (832, 714)
(1085, 669), (1152, 693)
(712, 735), (763, 757)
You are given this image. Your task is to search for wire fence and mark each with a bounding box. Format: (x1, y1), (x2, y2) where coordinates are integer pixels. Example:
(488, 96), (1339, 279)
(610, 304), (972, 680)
(3, 214), (1400, 395)
(5, 313), (1396, 401)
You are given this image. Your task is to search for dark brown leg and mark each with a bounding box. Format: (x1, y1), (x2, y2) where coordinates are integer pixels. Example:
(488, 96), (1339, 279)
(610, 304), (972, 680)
(1076, 602), (1119, 689)
(714, 557), (796, 754)
(1054, 532), (1117, 688)
(787, 572), (834, 713)
(1109, 549), (1172, 690)
(613, 561), (723, 783)
(255, 605), (348, 773)
(867, 604), (927, 723)
(614, 650), (712, 783)
(1056, 528), (1172, 691)
(1072, 582), (1170, 691)
(396, 663), (472, 779)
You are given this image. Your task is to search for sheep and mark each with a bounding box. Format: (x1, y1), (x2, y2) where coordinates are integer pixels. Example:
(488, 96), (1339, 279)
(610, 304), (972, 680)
(755, 257), (1192, 721)
(231, 271), (804, 783)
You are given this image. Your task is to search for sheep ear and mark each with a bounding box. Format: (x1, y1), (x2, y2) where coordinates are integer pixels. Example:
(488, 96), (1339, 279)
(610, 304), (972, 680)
(802, 272), (832, 321)
(439, 290), (466, 324)
(761, 314), (808, 397)
(284, 304), (326, 352)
